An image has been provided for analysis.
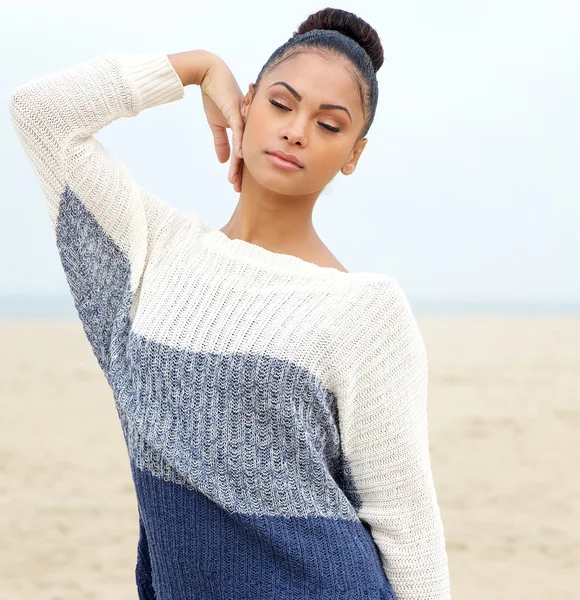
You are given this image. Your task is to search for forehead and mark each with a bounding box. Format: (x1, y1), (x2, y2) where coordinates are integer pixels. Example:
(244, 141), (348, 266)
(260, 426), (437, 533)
(263, 51), (363, 115)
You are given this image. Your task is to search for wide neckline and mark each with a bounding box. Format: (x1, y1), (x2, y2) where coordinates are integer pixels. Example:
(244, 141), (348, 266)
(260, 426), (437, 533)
(194, 219), (383, 281)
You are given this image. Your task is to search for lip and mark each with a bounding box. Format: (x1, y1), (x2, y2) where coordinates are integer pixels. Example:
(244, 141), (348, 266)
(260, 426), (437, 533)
(266, 153), (302, 172)
(266, 150), (303, 168)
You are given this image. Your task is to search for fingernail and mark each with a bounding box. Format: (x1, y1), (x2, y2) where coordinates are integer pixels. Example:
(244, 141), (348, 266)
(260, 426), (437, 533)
(238, 148), (243, 158)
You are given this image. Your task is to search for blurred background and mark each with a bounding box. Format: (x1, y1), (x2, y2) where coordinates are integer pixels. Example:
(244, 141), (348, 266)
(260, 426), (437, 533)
(1, 1), (578, 598)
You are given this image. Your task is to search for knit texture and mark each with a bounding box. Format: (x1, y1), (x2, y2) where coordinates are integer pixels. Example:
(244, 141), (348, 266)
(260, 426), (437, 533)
(9, 52), (451, 600)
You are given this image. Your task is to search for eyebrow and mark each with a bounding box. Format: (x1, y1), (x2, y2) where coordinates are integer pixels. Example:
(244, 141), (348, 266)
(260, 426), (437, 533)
(268, 81), (352, 123)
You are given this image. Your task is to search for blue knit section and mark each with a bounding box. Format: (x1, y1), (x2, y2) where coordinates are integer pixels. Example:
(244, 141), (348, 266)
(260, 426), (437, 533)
(135, 516), (156, 600)
(131, 460), (397, 600)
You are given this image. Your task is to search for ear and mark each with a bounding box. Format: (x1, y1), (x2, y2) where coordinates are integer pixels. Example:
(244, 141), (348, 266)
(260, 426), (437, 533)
(341, 137), (368, 175)
(241, 83), (256, 123)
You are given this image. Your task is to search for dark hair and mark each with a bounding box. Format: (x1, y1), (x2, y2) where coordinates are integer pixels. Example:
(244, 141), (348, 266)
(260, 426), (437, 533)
(253, 7), (384, 141)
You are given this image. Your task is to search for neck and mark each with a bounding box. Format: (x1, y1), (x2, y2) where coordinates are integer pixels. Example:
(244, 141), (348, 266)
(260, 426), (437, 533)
(220, 165), (323, 252)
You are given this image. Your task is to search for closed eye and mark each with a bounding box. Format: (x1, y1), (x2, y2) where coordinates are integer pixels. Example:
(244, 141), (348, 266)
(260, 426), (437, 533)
(269, 99), (340, 133)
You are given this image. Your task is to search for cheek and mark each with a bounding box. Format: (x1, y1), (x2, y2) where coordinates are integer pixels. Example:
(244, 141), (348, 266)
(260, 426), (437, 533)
(312, 148), (345, 172)
(240, 127), (260, 162)
(240, 117), (262, 151)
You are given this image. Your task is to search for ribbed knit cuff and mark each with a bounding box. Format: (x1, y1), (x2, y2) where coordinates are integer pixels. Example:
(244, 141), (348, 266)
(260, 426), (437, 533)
(111, 52), (185, 115)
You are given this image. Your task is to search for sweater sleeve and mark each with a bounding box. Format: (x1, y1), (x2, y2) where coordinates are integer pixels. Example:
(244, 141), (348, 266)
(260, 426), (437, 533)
(339, 278), (451, 600)
(8, 53), (185, 373)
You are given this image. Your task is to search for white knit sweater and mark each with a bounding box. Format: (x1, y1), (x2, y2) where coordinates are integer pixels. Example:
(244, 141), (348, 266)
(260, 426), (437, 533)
(9, 52), (451, 600)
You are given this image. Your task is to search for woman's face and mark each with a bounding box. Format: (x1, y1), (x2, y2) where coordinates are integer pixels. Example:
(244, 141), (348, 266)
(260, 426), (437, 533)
(239, 51), (368, 196)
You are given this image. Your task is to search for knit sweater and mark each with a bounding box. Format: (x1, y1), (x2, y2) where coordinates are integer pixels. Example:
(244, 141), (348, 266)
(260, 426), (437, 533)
(9, 52), (451, 600)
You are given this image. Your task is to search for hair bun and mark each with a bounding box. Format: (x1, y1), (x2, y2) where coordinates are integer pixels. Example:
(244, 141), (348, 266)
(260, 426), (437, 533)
(292, 7), (384, 73)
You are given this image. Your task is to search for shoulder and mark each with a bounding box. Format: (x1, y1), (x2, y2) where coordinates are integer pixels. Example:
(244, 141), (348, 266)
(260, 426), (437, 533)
(330, 274), (418, 334)
(356, 274), (414, 316)
(355, 275), (427, 363)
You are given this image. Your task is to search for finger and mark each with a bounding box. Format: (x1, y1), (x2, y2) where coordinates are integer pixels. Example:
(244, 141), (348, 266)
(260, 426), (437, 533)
(228, 112), (245, 159)
(231, 149), (242, 191)
(231, 163), (239, 192)
(208, 123), (231, 163)
(234, 159), (243, 193)
(228, 145), (240, 184)
(230, 136), (244, 191)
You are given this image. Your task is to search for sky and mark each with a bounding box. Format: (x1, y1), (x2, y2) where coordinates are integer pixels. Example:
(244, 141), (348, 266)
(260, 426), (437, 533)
(1, 0), (578, 311)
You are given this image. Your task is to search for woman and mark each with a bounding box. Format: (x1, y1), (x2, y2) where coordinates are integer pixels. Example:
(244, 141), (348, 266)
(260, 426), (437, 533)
(9, 7), (451, 600)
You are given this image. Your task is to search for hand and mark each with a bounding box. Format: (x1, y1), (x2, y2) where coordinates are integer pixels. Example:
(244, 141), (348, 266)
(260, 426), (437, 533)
(199, 56), (245, 192)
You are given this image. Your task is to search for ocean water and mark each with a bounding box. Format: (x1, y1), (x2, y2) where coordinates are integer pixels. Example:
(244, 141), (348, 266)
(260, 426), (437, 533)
(0, 294), (578, 320)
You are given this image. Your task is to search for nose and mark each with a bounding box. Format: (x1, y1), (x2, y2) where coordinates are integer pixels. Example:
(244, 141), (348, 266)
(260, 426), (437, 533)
(281, 121), (307, 147)
(283, 133), (303, 146)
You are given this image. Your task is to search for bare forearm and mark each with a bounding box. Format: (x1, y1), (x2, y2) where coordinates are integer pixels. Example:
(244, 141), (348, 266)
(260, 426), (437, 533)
(168, 50), (217, 87)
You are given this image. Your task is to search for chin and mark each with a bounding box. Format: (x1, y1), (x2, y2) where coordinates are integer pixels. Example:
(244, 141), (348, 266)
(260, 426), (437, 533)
(260, 176), (305, 196)
(244, 164), (304, 195)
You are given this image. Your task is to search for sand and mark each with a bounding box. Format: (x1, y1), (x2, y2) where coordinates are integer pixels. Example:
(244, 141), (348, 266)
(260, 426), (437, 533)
(0, 316), (578, 599)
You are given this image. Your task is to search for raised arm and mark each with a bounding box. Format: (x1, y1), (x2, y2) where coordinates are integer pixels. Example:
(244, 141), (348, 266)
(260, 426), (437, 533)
(8, 50), (215, 246)
(8, 50), (211, 373)
(338, 278), (451, 600)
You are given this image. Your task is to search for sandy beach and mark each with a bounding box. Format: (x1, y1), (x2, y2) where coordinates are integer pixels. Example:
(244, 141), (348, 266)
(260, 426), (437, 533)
(0, 316), (578, 599)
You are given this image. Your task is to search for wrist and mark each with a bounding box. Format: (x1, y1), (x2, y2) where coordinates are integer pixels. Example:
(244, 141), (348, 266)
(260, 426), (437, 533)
(168, 49), (218, 87)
